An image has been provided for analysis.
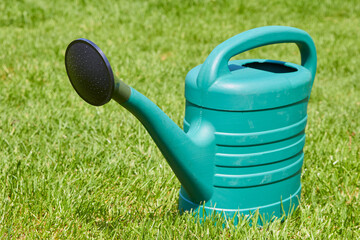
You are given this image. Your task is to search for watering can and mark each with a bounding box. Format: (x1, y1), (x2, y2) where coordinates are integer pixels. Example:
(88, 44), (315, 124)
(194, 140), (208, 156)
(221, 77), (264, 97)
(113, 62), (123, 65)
(65, 26), (316, 223)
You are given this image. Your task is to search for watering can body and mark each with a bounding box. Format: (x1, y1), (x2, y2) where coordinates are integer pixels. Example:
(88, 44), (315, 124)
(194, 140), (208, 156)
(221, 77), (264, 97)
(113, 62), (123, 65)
(177, 26), (317, 222)
(65, 26), (316, 224)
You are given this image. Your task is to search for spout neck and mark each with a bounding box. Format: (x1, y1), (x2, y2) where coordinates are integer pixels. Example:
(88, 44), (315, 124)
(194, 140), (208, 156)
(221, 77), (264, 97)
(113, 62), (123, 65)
(112, 77), (131, 104)
(117, 87), (213, 203)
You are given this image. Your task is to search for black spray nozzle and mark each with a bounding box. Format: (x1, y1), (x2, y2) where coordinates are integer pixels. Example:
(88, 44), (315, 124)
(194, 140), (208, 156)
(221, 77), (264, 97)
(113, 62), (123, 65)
(65, 38), (116, 106)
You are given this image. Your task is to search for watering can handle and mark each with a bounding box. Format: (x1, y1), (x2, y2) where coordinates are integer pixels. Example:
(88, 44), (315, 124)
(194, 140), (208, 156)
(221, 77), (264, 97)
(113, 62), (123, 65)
(197, 26), (317, 88)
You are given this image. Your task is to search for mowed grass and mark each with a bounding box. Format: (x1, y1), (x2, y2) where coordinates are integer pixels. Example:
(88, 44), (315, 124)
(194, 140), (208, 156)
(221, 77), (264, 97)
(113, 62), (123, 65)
(0, 0), (359, 238)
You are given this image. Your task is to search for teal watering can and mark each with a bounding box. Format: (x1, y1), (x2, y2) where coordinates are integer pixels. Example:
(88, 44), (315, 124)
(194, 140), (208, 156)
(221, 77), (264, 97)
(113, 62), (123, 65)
(65, 26), (316, 224)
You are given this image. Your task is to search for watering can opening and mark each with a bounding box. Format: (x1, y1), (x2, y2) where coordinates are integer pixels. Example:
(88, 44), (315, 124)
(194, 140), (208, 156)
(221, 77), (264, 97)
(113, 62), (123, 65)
(242, 61), (298, 73)
(228, 61), (298, 74)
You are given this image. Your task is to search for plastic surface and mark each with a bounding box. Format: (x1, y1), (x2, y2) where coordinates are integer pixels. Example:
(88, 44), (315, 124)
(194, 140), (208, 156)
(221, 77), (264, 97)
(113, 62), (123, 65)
(120, 88), (214, 202)
(185, 26), (317, 110)
(65, 26), (317, 224)
(178, 26), (316, 222)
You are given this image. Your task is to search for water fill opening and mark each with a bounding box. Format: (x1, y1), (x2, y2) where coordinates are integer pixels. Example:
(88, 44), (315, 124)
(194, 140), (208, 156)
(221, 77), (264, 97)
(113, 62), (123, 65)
(243, 62), (297, 73)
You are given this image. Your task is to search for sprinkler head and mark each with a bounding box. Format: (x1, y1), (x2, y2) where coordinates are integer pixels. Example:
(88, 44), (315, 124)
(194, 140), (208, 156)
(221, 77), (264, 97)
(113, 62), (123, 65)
(65, 38), (114, 106)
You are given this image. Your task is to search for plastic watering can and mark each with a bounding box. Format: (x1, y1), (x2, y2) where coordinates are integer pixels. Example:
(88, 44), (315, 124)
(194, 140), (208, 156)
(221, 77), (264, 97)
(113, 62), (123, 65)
(65, 26), (316, 224)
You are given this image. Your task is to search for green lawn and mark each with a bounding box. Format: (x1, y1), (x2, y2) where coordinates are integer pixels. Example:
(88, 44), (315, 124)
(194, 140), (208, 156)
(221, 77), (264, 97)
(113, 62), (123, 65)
(1, 0), (359, 238)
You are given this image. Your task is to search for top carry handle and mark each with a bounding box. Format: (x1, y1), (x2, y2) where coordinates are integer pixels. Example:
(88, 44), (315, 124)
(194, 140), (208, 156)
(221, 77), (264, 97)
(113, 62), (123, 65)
(197, 26), (317, 89)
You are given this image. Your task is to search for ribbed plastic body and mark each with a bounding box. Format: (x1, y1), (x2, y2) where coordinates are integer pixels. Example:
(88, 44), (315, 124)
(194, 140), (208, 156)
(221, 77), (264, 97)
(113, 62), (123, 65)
(179, 97), (307, 222)
(176, 27), (316, 223)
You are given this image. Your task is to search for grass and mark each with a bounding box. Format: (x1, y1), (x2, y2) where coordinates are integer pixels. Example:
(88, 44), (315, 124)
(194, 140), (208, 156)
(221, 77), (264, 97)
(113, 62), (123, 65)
(0, 0), (359, 238)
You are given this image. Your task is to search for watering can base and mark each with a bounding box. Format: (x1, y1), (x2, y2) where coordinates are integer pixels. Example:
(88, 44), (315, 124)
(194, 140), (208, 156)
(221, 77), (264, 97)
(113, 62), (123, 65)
(178, 185), (301, 226)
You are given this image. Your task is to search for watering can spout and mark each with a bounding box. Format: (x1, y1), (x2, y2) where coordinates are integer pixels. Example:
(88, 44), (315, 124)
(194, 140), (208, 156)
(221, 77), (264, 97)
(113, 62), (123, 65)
(65, 38), (213, 203)
(116, 86), (214, 203)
